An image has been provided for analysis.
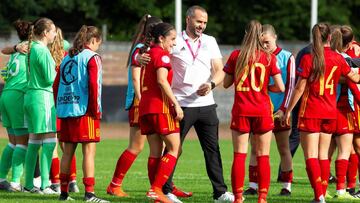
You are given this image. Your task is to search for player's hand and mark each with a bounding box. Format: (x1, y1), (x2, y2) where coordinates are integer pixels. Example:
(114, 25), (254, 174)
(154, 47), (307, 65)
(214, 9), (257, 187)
(174, 105), (184, 121)
(283, 110), (291, 126)
(16, 42), (29, 54)
(196, 83), (211, 96)
(136, 53), (151, 66)
(274, 109), (284, 119)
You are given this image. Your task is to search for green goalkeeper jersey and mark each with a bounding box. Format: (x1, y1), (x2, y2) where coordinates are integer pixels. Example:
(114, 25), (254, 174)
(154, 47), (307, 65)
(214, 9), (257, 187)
(3, 51), (28, 92)
(27, 41), (56, 92)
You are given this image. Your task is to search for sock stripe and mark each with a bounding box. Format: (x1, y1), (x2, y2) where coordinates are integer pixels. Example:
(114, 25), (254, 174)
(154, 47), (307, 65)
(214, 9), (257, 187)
(28, 139), (42, 144)
(16, 144), (27, 150)
(8, 143), (15, 149)
(43, 138), (57, 144)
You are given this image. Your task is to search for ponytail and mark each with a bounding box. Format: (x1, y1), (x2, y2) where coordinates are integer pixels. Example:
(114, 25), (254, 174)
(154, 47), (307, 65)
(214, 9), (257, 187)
(310, 23), (330, 82)
(126, 15), (162, 67)
(69, 25), (101, 57)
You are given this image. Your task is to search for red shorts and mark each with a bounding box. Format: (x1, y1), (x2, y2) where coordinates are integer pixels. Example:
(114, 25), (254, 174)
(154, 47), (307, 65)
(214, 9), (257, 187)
(139, 113), (179, 135)
(298, 117), (336, 134)
(128, 98), (140, 127)
(56, 117), (61, 132)
(335, 109), (356, 135)
(59, 115), (100, 143)
(354, 103), (360, 135)
(230, 116), (274, 134)
(273, 115), (291, 133)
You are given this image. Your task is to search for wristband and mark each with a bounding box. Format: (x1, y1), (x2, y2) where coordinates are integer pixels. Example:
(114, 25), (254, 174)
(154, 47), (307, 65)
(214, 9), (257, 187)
(210, 81), (216, 90)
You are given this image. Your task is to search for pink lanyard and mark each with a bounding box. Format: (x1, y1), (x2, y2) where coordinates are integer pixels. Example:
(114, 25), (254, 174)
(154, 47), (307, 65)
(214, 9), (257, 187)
(182, 31), (201, 62)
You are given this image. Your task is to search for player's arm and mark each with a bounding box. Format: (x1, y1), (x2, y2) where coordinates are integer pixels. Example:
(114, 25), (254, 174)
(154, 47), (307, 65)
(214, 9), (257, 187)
(283, 77), (307, 125)
(88, 55), (102, 119)
(268, 73), (285, 92)
(223, 73), (233, 89)
(131, 65), (142, 100)
(1, 42), (28, 55)
(279, 55), (296, 112)
(157, 67), (183, 121)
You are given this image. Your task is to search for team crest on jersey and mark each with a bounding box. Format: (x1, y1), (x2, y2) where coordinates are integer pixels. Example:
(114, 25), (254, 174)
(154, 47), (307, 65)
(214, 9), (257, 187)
(61, 59), (78, 85)
(161, 55), (170, 64)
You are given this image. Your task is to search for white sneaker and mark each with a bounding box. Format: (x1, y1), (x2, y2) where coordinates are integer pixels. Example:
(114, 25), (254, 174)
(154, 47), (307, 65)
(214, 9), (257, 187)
(33, 177), (41, 188)
(214, 191), (235, 203)
(166, 193), (183, 203)
(42, 186), (58, 195)
(9, 182), (23, 192)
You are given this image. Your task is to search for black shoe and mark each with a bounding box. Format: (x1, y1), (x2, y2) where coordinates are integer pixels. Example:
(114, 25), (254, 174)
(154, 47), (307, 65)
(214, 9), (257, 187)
(347, 188), (356, 195)
(84, 192), (109, 203)
(0, 180), (10, 191)
(243, 187), (257, 195)
(328, 174), (337, 184)
(59, 192), (74, 201)
(353, 190), (360, 198)
(279, 188), (291, 196)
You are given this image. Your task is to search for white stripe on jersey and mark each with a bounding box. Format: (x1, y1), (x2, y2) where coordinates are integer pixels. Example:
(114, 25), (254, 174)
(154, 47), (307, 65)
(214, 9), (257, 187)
(284, 55), (296, 108)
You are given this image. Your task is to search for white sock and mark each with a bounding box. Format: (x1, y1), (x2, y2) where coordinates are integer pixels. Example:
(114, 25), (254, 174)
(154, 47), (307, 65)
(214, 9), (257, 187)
(282, 182), (291, 191)
(337, 189), (346, 195)
(249, 182), (258, 190)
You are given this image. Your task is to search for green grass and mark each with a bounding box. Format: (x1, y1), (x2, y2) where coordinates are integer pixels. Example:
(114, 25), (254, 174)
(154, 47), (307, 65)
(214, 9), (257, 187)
(0, 138), (352, 202)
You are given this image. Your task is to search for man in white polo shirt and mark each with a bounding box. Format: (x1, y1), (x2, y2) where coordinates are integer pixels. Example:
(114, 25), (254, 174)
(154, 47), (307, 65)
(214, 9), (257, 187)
(162, 5), (234, 203)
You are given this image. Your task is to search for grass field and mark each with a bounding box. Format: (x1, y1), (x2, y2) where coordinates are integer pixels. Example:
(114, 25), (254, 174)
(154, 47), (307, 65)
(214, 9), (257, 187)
(0, 138), (352, 202)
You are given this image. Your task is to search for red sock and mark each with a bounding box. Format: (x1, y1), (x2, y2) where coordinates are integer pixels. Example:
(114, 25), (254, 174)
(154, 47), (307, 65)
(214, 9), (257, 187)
(148, 157), (161, 185)
(335, 159), (348, 190)
(257, 156), (270, 201)
(152, 154), (177, 189)
(50, 157), (60, 184)
(249, 165), (258, 184)
(306, 158), (323, 201)
(319, 159), (330, 194)
(60, 173), (70, 193)
(347, 153), (358, 189)
(83, 177), (95, 193)
(110, 150), (137, 187)
(69, 156), (77, 182)
(232, 153), (246, 201)
(280, 170), (293, 183)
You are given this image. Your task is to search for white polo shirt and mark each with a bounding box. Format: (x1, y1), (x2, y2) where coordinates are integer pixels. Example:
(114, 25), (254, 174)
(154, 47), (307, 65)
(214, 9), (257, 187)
(171, 31), (222, 107)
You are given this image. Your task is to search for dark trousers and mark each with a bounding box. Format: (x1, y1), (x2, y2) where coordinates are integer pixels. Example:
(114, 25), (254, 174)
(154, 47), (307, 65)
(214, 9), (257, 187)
(162, 104), (227, 198)
(277, 102), (301, 180)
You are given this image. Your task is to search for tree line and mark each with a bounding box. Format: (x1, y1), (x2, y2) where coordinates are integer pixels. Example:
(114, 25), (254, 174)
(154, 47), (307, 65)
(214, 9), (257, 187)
(1, 0), (359, 44)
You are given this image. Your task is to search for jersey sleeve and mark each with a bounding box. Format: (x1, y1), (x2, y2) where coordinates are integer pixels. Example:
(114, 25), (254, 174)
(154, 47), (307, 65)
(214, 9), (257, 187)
(38, 48), (56, 86)
(269, 54), (281, 76)
(279, 55), (296, 112)
(347, 79), (360, 103)
(153, 52), (171, 70)
(223, 50), (239, 75)
(87, 55), (102, 120)
(131, 48), (141, 67)
(297, 54), (311, 79)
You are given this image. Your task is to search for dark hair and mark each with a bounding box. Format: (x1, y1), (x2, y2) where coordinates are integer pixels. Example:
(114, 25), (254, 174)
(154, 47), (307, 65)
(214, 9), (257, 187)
(310, 23), (330, 82)
(141, 23), (175, 53)
(13, 20), (31, 41)
(186, 5), (207, 17)
(341, 25), (354, 48)
(235, 20), (267, 80)
(69, 25), (102, 57)
(126, 14), (162, 66)
(330, 25), (342, 52)
(28, 17), (54, 69)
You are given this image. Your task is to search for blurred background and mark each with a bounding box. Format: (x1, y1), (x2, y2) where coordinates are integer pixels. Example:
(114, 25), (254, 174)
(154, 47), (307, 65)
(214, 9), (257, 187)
(0, 0), (359, 123)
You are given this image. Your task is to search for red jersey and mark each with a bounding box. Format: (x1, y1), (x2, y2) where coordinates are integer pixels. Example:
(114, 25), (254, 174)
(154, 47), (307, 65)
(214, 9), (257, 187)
(298, 47), (351, 119)
(346, 41), (360, 58)
(223, 49), (281, 117)
(139, 45), (173, 116)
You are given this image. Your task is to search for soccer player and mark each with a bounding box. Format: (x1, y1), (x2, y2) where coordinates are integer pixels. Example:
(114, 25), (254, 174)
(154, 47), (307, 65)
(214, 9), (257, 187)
(137, 22), (182, 203)
(223, 20), (285, 203)
(54, 25), (108, 202)
(243, 24), (295, 197)
(284, 23), (360, 203)
(0, 20), (31, 192)
(23, 17), (58, 194)
(106, 14), (163, 197)
(49, 27), (79, 194)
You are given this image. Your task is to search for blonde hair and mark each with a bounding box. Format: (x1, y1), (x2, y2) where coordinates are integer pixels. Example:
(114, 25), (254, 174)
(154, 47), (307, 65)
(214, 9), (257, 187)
(235, 20), (267, 80)
(50, 27), (65, 68)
